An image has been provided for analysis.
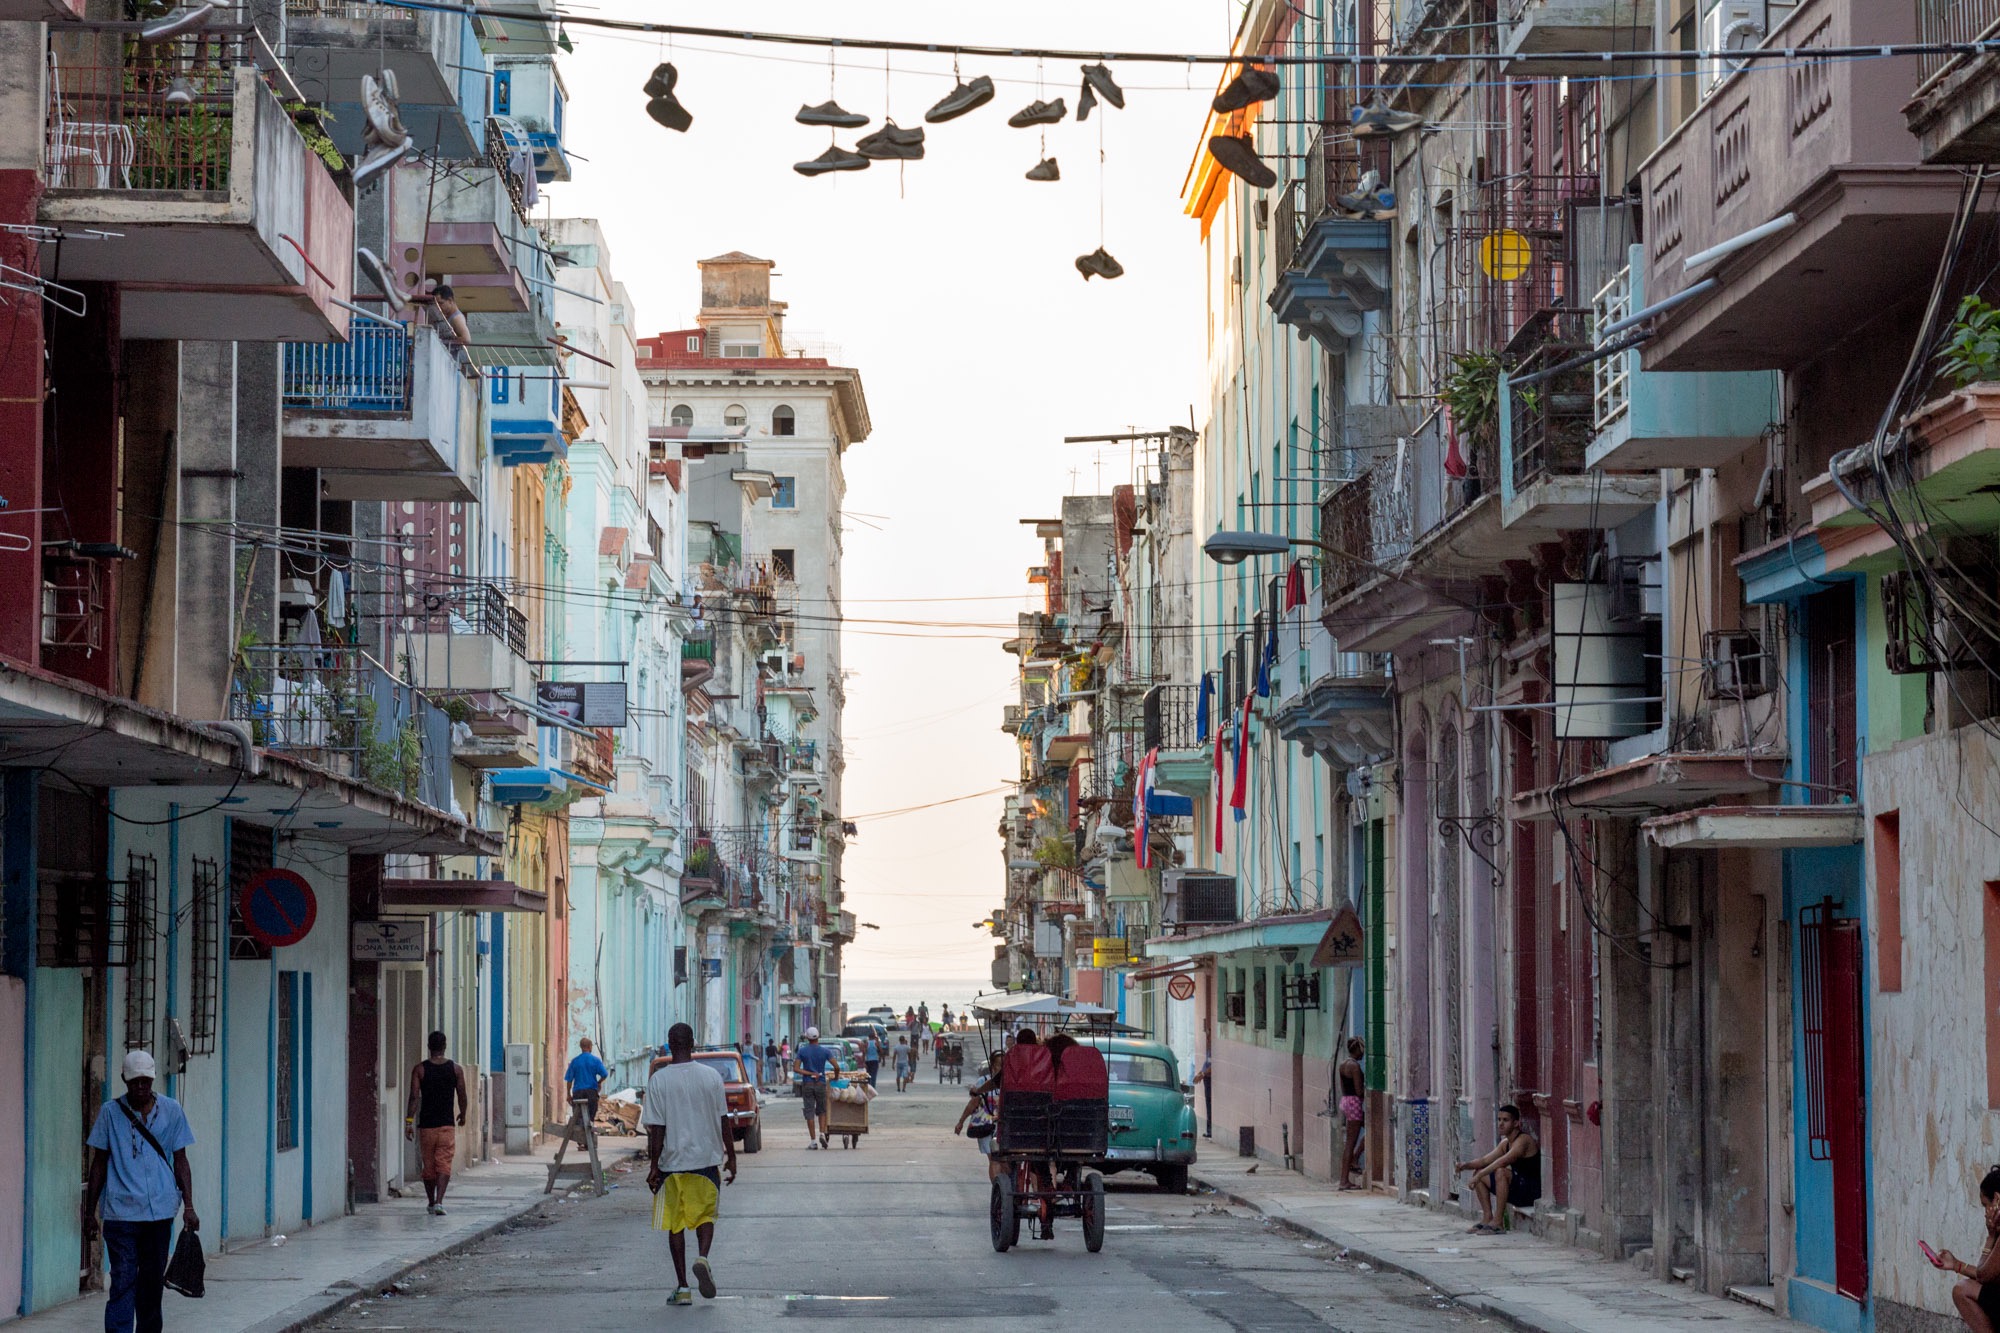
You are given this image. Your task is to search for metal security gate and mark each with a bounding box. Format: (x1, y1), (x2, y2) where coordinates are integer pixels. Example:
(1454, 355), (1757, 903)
(1801, 899), (1867, 1300)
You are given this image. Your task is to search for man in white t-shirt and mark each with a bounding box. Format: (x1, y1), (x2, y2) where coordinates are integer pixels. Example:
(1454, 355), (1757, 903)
(641, 1022), (738, 1306)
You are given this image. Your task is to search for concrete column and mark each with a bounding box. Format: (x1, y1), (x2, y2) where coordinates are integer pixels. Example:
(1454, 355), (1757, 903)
(174, 343), (242, 721)
(346, 855), (383, 1206)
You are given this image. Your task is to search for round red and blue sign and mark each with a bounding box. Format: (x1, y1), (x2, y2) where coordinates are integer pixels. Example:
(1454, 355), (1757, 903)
(239, 868), (318, 950)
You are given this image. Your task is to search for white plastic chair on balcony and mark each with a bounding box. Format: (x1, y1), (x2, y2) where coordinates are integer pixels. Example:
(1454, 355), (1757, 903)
(44, 52), (134, 189)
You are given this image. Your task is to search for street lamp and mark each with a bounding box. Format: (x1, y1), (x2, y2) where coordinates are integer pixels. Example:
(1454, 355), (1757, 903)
(1202, 530), (1299, 565)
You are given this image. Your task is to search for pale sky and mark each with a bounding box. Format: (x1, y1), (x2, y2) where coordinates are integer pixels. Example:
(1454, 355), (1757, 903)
(542, 2), (1229, 984)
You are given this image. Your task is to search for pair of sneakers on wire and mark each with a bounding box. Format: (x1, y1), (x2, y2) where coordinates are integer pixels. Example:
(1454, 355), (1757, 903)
(644, 62), (692, 131)
(795, 112), (925, 175)
(1335, 169), (1398, 220)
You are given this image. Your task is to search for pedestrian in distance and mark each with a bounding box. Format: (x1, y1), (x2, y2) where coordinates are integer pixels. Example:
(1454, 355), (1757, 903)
(764, 1034), (779, 1090)
(1925, 1162), (2000, 1331)
(405, 1030), (468, 1216)
(85, 1049), (196, 1333)
(861, 1031), (881, 1090)
(565, 1036), (609, 1127)
(778, 1037), (791, 1085)
(643, 1022), (738, 1307)
(1192, 1050), (1213, 1139)
(794, 1026), (836, 1148)
(1336, 1037), (1366, 1190)
(1456, 1103), (1541, 1234)
(953, 1054), (1004, 1181)
(893, 1035), (914, 1091)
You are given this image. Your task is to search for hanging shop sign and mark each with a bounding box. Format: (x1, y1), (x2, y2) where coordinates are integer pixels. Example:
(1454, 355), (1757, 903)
(538, 680), (629, 728)
(1311, 903), (1365, 968)
(351, 919), (426, 963)
(1166, 974), (1197, 1002)
(701, 957), (723, 979)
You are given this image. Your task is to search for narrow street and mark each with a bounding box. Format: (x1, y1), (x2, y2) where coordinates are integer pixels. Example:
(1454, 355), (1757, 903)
(319, 1083), (1477, 1331)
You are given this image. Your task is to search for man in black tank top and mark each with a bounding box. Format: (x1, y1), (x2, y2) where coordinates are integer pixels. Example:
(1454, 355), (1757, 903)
(405, 1030), (468, 1215)
(1456, 1103), (1541, 1234)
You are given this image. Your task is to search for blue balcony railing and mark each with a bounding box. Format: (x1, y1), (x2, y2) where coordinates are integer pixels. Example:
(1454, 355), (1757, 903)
(283, 323), (413, 413)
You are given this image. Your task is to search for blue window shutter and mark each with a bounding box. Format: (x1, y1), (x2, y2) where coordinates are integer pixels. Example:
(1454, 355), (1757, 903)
(493, 69), (511, 115)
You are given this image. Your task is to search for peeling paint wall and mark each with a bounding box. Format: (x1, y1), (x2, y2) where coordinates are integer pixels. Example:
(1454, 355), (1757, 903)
(1863, 723), (2000, 1326)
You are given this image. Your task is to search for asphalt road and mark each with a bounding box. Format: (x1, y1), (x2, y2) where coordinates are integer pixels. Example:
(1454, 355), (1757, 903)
(320, 1079), (1480, 1331)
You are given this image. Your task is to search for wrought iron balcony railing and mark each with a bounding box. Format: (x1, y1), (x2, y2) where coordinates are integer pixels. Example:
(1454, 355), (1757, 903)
(283, 321), (414, 413)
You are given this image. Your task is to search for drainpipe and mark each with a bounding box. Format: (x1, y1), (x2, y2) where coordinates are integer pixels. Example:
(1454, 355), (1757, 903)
(195, 720), (263, 777)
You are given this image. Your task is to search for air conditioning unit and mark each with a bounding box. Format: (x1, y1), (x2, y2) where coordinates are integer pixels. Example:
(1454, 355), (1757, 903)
(1223, 993), (1247, 1024)
(760, 650), (786, 673)
(1168, 872), (1239, 926)
(1700, 1), (1798, 92)
(1702, 628), (1770, 699)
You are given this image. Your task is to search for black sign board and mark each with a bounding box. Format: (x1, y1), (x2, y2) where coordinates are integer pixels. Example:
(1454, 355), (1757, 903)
(537, 680), (628, 728)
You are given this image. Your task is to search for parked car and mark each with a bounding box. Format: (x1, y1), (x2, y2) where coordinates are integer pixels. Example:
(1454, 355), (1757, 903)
(1077, 1037), (1197, 1193)
(841, 1020), (888, 1046)
(648, 1045), (762, 1152)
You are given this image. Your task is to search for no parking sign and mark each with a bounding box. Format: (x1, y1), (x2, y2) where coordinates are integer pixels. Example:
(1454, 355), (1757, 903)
(239, 868), (318, 950)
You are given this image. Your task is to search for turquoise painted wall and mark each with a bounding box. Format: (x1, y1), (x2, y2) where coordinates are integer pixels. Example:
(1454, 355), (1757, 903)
(25, 969), (81, 1313)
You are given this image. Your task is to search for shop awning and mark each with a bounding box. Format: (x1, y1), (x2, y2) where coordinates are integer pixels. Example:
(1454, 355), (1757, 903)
(1511, 753), (1786, 821)
(1143, 908), (1334, 962)
(1643, 804), (1864, 850)
(968, 991), (1117, 1018)
(381, 878), (547, 914)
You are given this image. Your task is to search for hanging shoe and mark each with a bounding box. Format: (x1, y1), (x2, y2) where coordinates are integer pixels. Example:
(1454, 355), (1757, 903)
(646, 94), (693, 132)
(924, 74), (995, 124)
(1025, 157), (1060, 182)
(164, 75), (195, 106)
(795, 144), (870, 176)
(1075, 247), (1124, 280)
(1007, 97), (1067, 128)
(856, 120), (924, 160)
(1335, 169), (1383, 213)
(796, 100), (868, 128)
(1077, 79), (1098, 122)
(1209, 133), (1277, 189)
(1350, 97), (1424, 137)
(643, 61), (677, 99)
(1080, 63), (1125, 110)
(1212, 65), (1281, 114)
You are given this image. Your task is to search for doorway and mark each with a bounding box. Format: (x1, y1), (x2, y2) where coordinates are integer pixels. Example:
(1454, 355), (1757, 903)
(379, 962), (426, 1192)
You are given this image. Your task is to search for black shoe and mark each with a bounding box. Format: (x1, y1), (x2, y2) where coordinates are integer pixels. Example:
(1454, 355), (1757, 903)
(1008, 97), (1067, 128)
(924, 74), (994, 124)
(1208, 133), (1276, 188)
(1026, 157), (1060, 182)
(643, 61), (677, 99)
(1075, 247), (1123, 280)
(856, 120), (924, 160)
(1213, 65), (1281, 114)
(646, 95), (692, 133)
(797, 100), (868, 128)
(1081, 63), (1125, 110)
(1077, 79), (1098, 122)
(795, 145), (869, 176)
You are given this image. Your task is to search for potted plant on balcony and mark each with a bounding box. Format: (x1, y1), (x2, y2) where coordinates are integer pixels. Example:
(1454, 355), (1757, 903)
(1440, 352), (1502, 504)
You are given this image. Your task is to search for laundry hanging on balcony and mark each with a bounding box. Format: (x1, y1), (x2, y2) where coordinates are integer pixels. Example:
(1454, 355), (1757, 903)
(1283, 561), (1306, 612)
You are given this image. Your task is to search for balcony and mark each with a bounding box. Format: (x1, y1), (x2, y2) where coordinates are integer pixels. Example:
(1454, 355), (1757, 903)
(473, 0), (559, 55)
(1001, 704), (1023, 734)
(492, 57), (570, 182)
(0, 0), (84, 16)
(1585, 249), (1782, 470)
(1269, 604), (1393, 768)
(1636, 0), (1960, 371)
(229, 644), (451, 809)
(1907, 0), (2000, 162)
(403, 581), (535, 709)
(1499, 0), (1650, 75)
(40, 37), (352, 341)
(1267, 132), (1390, 351)
(1803, 383), (2000, 561)
(1498, 313), (1661, 531)
(281, 320), (479, 501)
(281, 0), (476, 159)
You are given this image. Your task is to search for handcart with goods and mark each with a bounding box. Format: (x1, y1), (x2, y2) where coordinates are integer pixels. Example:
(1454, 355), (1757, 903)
(987, 1041), (1110, 1253)
(826, 1072), (872, 1148)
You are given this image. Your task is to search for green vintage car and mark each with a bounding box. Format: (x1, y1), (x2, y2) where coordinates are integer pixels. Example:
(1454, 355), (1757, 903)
(1078, 1037), (1198, 1193)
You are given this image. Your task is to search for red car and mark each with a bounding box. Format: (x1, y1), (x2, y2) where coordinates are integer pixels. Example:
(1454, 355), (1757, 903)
(649, 1046), (763, 1152)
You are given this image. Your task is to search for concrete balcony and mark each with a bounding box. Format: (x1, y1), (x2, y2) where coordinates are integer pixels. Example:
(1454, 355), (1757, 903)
(281, 321), (478, 501)
(0, 0), (83, 18)
(1269, 605), (1393, 768)
(1268, 146), (1391, 353)
(1141, 683), (1212, 796)
(1498, 329), (1661, 532)
(40, 46), (352, 341)
(473, 0), (558, 55)
(1499, 0), (1650, 75)
(1906, 1), (2000, 162)
(281, 0), (476, 159)
(1803, 384), (2000, 569)
(1585, 250), (1781, 470)
(492, 57), (570, 182)
(1636, 0), (1960, 371)
(405, 583), (535, 702)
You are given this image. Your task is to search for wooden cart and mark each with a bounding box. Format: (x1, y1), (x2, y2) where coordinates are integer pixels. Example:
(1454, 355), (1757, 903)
(827, 1092), (868, 1147)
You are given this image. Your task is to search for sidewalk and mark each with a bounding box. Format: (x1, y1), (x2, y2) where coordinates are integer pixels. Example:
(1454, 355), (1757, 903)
(1191, 1156), (1792, 1333)
(15, 1137), (645, 1333)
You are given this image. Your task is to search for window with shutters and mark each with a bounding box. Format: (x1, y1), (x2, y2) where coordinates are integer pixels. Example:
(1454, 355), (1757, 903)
(229, 820), (275, 961)
(724, 404), (747, 427)
(38, 872), (110, 969)
(276, 971), (298, 1150)
(188, 856), (221, 1054)
(669, 404), (693, 427)
(122, 852), (159, 1052)
(772, 476), (796, 509)
(772, 548), (796, 581)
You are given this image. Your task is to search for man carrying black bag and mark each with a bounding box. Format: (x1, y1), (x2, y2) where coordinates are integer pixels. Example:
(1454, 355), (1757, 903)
(84, 1050), (199, 1332)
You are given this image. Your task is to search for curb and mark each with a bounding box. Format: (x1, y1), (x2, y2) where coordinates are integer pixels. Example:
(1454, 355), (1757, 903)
(254, 1146), (644, 1333)
(1188, 1172), (1582, 1333)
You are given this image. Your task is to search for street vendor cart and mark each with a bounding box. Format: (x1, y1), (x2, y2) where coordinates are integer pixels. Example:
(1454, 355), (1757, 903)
(987, 1040), (1111, 1253)
(827, 1076), (871, 1148)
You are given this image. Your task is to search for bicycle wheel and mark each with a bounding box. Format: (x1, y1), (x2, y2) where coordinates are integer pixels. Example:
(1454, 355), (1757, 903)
(1082, 1171), (1106, 1253)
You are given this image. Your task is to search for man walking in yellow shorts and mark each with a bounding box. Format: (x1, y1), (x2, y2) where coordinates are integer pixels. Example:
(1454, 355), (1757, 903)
(642, 1022), (738, 1306)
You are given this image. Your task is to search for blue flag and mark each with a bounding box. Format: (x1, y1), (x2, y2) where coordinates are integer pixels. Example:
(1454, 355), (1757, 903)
(1195, 674), (1213, 742)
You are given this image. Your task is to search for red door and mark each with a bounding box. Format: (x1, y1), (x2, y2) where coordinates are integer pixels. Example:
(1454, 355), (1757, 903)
(1804, 901), (1867, 1301)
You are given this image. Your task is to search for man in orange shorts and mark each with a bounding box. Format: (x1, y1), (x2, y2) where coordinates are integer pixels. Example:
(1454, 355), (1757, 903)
(643, 1022), (737, 1306)
(405, 1030), (467, 1216)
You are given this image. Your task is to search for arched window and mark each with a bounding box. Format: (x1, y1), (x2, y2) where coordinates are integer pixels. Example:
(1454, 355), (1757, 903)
(772, 404), (796, 437)
(724, 404), (747, 428)
(669, 404), (693, 427)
